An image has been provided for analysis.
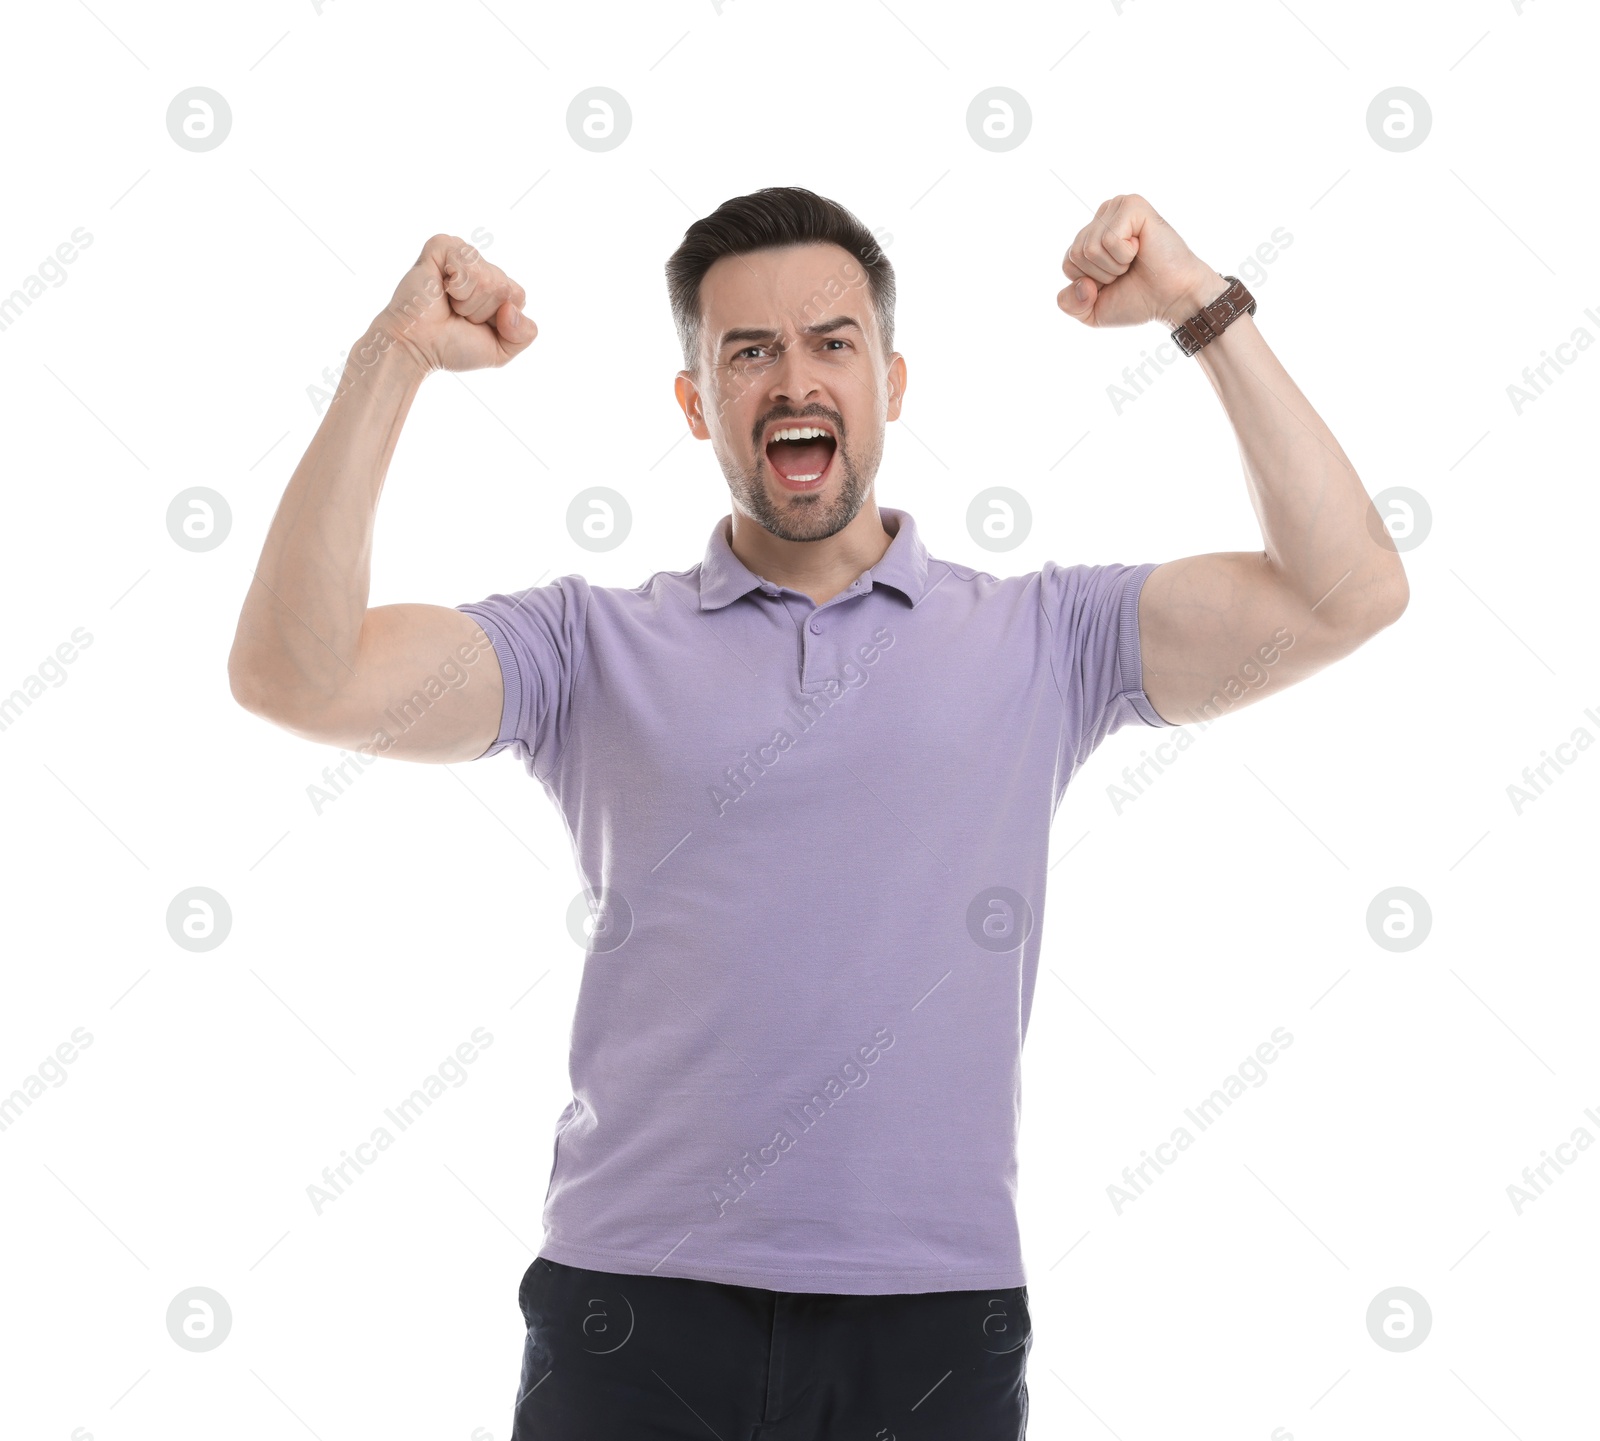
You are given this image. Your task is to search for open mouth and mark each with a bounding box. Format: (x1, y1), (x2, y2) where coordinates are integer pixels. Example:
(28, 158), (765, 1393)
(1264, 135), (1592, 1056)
(764, 425), (838, 488)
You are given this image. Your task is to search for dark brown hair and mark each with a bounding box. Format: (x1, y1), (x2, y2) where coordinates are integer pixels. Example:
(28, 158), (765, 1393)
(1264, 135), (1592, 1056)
(665, 186), (895, 375)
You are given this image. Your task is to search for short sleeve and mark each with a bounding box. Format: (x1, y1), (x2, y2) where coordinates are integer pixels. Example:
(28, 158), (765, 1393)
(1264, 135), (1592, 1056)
(1040, 560), (1172, 771)
(456, 574), (590, 776)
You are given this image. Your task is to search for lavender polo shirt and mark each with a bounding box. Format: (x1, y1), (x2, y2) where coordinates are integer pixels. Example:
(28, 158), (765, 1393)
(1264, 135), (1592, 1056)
(457, 506), (1170, 1295)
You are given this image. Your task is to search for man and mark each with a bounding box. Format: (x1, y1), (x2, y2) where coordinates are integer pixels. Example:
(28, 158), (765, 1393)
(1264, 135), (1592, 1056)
(229, 186), (1407, 1439)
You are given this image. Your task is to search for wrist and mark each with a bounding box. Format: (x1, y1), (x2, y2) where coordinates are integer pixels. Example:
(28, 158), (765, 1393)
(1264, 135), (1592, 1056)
(335, 318), (430, 405)
(1160, 268), (1231, 330)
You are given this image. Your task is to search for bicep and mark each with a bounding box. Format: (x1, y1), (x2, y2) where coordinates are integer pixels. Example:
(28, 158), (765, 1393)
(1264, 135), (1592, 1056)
(283, 602), (504, 763)
(1136, 552), (1350, 725)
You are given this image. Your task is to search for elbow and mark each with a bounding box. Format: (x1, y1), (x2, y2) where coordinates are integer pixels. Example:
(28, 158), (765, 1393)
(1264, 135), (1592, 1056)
(1376, 567), (1410, 629)
(227, 646), (347, 745)
(228, 644), (296, 726)
(1352, 551), (1411, 635)
(227, 645), (263, 716)
(1311, 570), (1408, 653)
(1349, 577), (1408, 642)
(228, 606), (269, 716)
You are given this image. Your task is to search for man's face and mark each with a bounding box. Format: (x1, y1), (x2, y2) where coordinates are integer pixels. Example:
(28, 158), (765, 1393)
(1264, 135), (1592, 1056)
(675, 242), (905, 543)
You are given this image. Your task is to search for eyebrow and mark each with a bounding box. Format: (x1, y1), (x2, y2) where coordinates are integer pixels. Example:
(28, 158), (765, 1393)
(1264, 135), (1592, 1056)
(716, 315), (862, 353)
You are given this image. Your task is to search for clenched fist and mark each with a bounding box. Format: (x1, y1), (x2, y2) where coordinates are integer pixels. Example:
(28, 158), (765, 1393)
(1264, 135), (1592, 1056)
(1056, 194), (1225, 331)
(374, 233), (536, 374)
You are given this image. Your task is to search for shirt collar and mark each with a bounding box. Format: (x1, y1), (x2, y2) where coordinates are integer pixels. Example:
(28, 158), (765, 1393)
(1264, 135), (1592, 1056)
(698, 506), (932, 611)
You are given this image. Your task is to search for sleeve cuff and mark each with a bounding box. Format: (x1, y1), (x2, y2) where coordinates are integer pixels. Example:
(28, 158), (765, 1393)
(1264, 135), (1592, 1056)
(1118, 562), (1175, 728)
(456, 603), (522, 759)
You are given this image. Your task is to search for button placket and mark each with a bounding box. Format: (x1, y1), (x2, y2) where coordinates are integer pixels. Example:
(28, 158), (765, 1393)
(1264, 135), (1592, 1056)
(800, 587), (866, 687)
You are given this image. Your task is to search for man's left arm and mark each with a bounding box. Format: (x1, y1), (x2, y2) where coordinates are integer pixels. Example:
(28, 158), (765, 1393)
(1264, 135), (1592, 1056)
(1057, 194), (1410, 726)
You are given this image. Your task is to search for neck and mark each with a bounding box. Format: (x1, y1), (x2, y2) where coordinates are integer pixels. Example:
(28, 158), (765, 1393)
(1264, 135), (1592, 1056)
(728, 500), (895, 607)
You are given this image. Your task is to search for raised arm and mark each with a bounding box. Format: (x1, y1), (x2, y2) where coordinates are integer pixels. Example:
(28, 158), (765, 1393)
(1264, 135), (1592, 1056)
(228, 234), (536, 762)
(1057, 195), (1408, 726)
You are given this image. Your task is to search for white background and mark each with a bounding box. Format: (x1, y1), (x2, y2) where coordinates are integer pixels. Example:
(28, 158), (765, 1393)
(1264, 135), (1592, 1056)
(1, 1), (1595, 1438)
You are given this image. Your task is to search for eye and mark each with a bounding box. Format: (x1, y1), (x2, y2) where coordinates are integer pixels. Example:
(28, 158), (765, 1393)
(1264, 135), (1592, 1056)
(824, 339), (849, 351)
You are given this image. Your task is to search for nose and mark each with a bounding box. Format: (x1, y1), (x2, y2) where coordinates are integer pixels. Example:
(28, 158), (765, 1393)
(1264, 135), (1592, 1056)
(765, 340), (827, 405)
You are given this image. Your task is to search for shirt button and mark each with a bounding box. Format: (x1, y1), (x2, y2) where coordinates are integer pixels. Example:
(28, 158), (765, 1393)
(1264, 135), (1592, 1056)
(809, 620), (821, 633)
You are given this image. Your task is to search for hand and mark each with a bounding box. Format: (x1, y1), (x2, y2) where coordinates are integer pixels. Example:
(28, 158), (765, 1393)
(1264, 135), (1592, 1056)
(1056, 194), (1226, 331)
(374, 233), (536, 374)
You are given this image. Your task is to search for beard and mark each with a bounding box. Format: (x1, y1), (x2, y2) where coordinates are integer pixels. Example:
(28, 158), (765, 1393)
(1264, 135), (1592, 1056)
(723, 426), (881, 543)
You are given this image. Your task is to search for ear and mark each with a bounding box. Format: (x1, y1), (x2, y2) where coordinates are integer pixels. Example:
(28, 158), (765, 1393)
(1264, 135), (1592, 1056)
(885, 354), (907, 422)
(674, 371), (709, 439)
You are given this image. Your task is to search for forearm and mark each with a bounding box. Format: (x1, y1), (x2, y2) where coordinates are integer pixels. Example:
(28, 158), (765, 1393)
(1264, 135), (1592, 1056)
(228, 322), (428, 720)
(1168, 270), (1408, 630)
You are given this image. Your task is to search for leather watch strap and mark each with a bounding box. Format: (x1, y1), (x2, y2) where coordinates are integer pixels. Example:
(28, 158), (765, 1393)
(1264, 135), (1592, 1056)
(1170, 275), (1256, 357)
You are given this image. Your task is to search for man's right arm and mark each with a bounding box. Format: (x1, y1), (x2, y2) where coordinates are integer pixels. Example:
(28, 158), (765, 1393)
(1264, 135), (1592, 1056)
(227, 234), (535, 764)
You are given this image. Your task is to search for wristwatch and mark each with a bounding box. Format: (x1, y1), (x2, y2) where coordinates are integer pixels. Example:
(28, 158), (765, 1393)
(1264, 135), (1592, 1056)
(1170, 275), (1256, 357)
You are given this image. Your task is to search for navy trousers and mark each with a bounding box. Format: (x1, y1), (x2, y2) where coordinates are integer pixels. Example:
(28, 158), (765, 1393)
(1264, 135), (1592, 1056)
(512, 1255), (1031, 1439)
